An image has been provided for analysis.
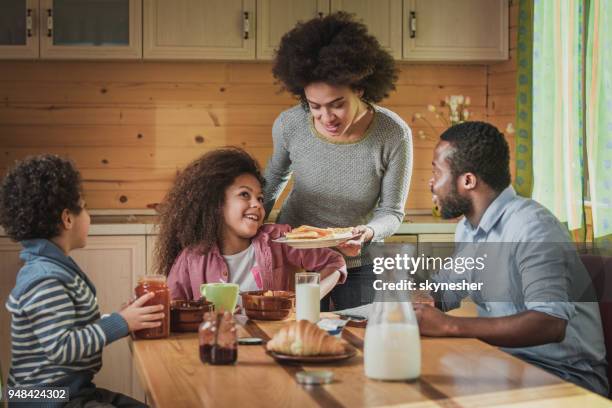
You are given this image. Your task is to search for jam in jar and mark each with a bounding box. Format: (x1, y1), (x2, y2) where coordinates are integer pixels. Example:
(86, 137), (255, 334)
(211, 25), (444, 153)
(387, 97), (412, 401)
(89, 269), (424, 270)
(134, 275), (170, 339)
(198, 311), (237, 365)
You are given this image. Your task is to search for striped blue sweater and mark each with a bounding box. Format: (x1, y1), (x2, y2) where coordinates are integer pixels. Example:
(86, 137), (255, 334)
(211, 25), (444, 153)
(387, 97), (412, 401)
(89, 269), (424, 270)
(5, 239), (129, 401)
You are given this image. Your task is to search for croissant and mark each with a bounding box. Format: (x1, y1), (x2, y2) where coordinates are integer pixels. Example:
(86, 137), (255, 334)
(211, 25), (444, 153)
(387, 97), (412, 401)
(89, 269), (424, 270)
(266, 320), (346, 356)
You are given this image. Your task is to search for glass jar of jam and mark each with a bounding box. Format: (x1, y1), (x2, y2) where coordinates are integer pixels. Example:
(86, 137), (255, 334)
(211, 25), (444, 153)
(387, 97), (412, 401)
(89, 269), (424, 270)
(134, 275), (170, 339)
(198, 311), (237, 365)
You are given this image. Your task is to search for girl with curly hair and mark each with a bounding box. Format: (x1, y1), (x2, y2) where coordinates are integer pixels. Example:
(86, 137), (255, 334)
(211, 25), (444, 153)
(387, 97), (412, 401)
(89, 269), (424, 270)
(156, 147), (347, 301)
(264, 12), (413, 310)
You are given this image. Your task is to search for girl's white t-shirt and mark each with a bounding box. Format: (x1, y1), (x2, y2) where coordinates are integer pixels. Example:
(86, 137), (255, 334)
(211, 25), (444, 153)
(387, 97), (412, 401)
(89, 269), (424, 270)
(223, 244), (261, 294)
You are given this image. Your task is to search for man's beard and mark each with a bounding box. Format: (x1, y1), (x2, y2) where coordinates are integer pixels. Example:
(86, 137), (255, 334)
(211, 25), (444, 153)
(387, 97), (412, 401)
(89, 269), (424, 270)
(437, 182), (472, 219)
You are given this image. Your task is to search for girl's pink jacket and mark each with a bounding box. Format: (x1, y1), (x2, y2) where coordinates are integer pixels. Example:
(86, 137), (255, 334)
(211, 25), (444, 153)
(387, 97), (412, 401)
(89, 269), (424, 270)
(166, 224), (347, 300)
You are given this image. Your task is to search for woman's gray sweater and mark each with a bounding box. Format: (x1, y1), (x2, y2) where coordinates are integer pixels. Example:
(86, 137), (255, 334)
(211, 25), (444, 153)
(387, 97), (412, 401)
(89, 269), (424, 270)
(263, 105), (413, 267)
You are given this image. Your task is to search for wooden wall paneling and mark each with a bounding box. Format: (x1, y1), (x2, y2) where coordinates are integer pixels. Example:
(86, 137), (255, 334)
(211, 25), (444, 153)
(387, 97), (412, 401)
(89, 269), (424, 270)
(0, 146), (274, 169)
(0, 60), (491, 210)
(0, 103), (486, 127)
(0, 82), (297, 105)
(0, 123), (465, 149)
(487, 49), (517, 74)
(488, 93), (516, 117)
(0, 104), (294, 126)
(0, 82), (486, 107)
(486, 0), (517, 177)
(395, 64), (487, 86)
(227, 63), (488, 86)
(0, 145), (452, 172)
(0, 125), (275, 148)
(487, 71), (517, 95)
(0, 62), (229, 83)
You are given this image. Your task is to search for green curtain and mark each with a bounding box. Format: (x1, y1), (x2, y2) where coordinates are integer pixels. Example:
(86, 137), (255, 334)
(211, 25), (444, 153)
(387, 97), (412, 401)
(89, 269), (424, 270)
(586, 0), (612, 248)
(514, 0), (534, 198)
(530, 0), (585, 231)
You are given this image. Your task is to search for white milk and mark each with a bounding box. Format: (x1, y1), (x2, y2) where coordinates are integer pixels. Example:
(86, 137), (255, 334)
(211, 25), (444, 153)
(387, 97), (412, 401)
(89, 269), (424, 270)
(364, 323), (421, 380)
(296, 283), (320, 323)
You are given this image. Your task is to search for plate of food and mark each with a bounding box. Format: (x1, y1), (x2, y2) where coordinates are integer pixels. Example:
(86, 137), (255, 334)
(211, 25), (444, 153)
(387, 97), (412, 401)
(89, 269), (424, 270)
(272, 225), (358, 249)
(266, 320), (357, 364)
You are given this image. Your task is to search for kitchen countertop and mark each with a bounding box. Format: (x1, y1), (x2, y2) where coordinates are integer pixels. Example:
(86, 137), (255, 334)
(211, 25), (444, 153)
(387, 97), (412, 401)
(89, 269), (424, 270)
(0, 210), (458, 237)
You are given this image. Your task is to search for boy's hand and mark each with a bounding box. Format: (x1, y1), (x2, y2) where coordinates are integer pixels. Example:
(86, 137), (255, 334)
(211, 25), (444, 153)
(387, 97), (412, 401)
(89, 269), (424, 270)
(119, 292), (165, 332)
(119, 296), (135, 311)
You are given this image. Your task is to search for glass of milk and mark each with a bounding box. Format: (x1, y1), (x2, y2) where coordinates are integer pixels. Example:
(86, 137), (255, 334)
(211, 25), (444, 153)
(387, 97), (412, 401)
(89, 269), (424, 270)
(295, 272), (320, 323)
(364, 299), (421, 381)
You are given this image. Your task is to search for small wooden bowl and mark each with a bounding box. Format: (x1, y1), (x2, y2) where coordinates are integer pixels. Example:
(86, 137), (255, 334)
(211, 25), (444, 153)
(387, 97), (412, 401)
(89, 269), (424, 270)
(244, 308), (292, 321)
(170, 299), (213, 332)
(240, 290), (295, 311)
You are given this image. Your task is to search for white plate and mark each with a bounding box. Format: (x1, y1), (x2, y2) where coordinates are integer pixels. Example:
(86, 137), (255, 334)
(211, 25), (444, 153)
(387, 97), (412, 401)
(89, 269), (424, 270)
(272, 232), (357, 249)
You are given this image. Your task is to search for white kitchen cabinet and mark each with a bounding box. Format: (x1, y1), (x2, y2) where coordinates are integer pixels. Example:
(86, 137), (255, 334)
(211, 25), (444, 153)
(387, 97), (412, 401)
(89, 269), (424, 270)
(39, 0), (142, 59)
(0, 236), (146, 401)
(257, 0), (330, 60)
(0, 0), (39, 59)
(331, 0), (402, 59)
(71, 236), (146, 401)
(144, 0), (256, 60)
(145, 234), (158, 274)
(403, 0), (508, 61)
(0, 238), (22, 388)
(0, 0), (142, 60)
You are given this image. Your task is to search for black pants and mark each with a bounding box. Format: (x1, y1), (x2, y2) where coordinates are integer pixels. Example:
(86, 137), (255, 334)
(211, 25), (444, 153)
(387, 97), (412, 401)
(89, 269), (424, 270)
(65, 386), (147, 408)
(321, 264), (375, 312)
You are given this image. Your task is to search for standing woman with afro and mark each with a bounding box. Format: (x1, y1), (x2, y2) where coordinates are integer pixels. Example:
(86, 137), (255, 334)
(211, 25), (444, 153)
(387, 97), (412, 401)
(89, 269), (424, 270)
(264, 12), (413, 311)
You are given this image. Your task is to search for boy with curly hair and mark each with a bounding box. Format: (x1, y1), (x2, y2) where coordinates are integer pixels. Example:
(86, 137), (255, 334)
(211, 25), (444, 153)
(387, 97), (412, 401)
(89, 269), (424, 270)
(0, 155), (162, 407)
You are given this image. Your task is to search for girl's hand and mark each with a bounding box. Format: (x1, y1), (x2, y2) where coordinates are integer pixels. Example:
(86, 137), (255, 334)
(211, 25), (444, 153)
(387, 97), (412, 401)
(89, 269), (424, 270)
(119, 292), (165, 332)
(336, 225), (374, 257)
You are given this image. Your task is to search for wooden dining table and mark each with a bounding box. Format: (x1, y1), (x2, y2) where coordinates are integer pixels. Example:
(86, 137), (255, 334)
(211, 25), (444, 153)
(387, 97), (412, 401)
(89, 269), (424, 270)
(130, 315), (611, 407)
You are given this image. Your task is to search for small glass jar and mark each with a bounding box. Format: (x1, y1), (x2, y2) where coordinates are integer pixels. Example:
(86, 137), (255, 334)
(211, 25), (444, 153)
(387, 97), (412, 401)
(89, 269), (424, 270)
(133, 275), (170, 339)
(198, 311), (237, 365)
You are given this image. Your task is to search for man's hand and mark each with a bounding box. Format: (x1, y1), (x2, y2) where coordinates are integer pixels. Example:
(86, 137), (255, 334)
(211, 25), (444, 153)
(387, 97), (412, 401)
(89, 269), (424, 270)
(411, 290), (435, 307)
(119, 292), (165, 332)
(413, 305), (567, 347)
(413, 303), (456, 337)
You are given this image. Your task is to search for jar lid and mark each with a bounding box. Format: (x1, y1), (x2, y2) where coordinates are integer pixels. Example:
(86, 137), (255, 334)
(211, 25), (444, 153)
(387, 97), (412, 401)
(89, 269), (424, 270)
(137, 274), (166, 283)
(295, 370), (334, 385)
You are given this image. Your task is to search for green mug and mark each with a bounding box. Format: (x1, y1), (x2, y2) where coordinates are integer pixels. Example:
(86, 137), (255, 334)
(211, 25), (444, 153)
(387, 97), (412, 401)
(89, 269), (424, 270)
(200, 283), (239, 313)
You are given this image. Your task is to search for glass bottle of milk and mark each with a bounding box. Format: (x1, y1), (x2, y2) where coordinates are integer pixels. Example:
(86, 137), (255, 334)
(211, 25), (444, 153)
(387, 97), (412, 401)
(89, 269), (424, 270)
(364, 294), (421, 381)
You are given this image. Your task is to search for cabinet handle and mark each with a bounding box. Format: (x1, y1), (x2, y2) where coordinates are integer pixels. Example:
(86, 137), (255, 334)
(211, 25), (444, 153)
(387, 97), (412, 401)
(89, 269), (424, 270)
(26, 9), (33, 37)
(243, 12), (250, 40)
(409, 11), (416, 39)
(46, 9), (53, 37)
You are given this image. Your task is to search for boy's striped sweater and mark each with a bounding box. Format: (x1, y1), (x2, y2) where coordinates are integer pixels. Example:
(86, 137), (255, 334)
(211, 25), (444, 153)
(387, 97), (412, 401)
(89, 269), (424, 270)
(5, 239), (128, 400)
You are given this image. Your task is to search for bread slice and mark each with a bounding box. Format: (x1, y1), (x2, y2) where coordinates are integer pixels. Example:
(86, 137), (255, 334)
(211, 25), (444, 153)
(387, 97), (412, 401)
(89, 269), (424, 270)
(284, 230), (321, 239)
(284, 225), (333, 240)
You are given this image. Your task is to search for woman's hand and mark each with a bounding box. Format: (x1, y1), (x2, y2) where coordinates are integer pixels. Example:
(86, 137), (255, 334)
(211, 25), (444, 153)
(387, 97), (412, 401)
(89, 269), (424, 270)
(336, 225), (374, 257)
